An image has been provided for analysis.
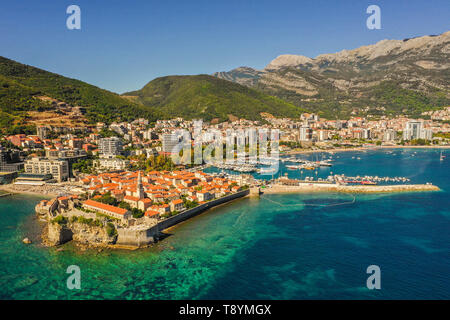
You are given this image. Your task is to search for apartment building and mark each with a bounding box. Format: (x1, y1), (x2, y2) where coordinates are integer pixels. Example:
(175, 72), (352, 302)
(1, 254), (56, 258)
(94, 157), (130, 171)
(161, 133), (180, 154)
(403, 121), (433, 141)
(99, 137), (123, 156)
(24, 158), (69, 182)
(0, 149), (24, 172)
(299, 125), (313, 141)
(383, 129), (397, 142)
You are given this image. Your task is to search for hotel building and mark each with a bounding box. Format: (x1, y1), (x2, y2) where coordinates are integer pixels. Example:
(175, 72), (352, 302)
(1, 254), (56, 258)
(24, 157), (69, 182)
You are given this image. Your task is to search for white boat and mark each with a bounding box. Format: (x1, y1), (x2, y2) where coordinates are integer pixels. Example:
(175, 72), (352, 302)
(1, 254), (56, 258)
(318, 161), (332, 167)
(259, 168), (277, 174)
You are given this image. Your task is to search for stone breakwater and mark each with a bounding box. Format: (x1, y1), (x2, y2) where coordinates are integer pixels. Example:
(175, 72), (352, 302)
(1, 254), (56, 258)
(115, 189), (251, 247)
(264, 183), (440, 194)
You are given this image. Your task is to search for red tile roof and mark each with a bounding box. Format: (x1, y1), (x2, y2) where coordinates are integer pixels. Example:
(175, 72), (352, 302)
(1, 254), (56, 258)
(145, 210), (159, 217)
(83, 199), (128, 215)
(124, 195), (140, 202)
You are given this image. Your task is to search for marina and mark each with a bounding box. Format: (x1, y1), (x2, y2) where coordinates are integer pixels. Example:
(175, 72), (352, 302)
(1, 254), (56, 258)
(334, 174), (411, 185)
(213, 163), (258, 173)
(208, 151), (421, 188)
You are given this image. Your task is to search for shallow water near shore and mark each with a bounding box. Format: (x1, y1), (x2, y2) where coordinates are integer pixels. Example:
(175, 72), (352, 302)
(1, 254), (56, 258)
(0, 148), (449, 299)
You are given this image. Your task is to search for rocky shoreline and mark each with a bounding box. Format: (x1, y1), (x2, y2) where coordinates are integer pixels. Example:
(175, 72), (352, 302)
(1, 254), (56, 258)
(42, 220), (116, 247)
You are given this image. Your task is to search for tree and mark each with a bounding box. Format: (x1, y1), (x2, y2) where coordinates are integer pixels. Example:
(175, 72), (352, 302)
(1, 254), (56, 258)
(119, 201), (131, 210)
(145, 155), (175, 171)
(52, 215), (68, 225)
(410, 138), (430, 146)
(96, 192), (118, 206)
(73, 159), (94, 174)
(183, 198), (198, 209)
(106, 223), (117, 237)
(131, 208), (144, 219)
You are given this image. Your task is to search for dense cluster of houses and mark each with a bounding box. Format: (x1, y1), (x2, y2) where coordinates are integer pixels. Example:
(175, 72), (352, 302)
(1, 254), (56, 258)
(78, 170), (243, 222)
(2, 112), (450, 187)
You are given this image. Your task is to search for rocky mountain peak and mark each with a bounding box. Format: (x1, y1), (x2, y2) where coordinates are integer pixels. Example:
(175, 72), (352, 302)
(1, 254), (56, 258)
(265, 54), (313, 70)
(213, 31), (450, 119)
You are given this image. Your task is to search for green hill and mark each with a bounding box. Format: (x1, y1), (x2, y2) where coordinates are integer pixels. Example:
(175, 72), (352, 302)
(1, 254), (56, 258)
(123, 75), (305, 121)
(0, 56), (159, 132)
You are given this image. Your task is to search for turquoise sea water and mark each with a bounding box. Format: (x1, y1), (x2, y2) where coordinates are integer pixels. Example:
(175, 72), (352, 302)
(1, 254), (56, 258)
(0, 148), (449, 299)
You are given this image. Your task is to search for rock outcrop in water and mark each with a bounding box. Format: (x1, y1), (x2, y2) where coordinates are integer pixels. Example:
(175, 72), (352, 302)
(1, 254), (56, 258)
(36, 196), (123, 248)
(45, 221), (116, 247)
(36, 195), (160, 249)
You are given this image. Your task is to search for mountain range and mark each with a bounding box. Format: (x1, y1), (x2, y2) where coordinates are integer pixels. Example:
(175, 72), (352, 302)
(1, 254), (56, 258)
(214, 31), (450, 119)
(0, 31), (449, 133)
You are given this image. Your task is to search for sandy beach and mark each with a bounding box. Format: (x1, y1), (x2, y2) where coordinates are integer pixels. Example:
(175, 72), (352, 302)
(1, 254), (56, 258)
(0, 184), (58, 198)
(284, 145), (450, 156)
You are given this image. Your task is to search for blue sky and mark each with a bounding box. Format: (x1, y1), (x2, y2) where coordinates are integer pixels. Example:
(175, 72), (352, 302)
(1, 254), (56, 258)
(0, 0), (449, 93)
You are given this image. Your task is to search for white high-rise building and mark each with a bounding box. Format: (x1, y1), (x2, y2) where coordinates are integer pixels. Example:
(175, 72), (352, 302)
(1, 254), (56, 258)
(362, 129), (371, 140)
(318, 130), (328, 141)
(403, 121), (433, 141)
(99, 137), (123, 156)
(383, 129), (397, 142)
(161, 134), (180, 154)
(420, 128), (433, 140)
(299, 125), (312, 141)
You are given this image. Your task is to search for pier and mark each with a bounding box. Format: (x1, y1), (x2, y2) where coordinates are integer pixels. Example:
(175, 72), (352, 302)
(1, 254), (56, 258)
(263, 182), (440, 194)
